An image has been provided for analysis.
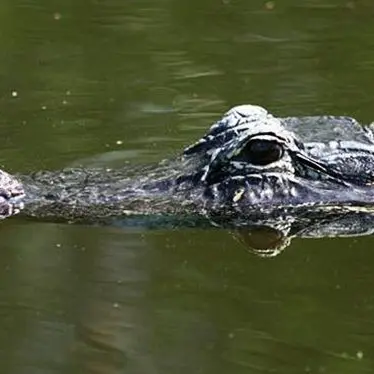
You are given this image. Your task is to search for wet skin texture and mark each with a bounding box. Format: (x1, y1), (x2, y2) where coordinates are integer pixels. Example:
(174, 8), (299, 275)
(2, 104), (374, 223)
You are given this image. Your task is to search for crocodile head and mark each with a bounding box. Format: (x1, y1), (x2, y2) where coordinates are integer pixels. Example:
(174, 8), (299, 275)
(183, 105), (374, 214)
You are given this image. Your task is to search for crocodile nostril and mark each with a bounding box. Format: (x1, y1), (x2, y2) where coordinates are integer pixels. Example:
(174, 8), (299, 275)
(45, 193), (57, 201)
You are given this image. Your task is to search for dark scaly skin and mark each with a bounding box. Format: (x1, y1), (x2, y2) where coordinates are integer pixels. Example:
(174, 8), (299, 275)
(2, 104), (374, 227)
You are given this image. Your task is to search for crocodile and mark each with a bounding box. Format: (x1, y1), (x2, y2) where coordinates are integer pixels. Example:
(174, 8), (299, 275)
(2, 104), (374, 226)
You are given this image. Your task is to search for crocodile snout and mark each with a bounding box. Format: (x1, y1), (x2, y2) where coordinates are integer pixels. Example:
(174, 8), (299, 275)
(0, 170), (25, 219)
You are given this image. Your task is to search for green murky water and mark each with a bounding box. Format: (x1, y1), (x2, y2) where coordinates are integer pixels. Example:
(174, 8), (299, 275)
(1, 1), (374, 373)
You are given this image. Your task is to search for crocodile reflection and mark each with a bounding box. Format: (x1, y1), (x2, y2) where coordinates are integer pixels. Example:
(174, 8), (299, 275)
(229, 210), (374, 257)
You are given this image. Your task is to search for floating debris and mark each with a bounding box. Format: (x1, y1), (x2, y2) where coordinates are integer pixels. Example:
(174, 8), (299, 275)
(356, 351), (364, 360)
(265, 1), (275, 10)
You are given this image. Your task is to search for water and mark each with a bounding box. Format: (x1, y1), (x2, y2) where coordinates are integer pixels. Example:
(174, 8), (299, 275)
(1, 0), (374, 373)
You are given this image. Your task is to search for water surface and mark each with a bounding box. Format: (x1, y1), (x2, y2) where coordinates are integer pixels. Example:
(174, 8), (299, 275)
(1, 0), (374, 373)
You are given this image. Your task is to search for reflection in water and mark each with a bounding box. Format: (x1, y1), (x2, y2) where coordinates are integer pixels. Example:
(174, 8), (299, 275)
(211, 210), (374, 257)
(70, 231), (153, 374)
(1, 220), (374, 373)
(0, 223), (156, 374)
(236, 225), (292, 257)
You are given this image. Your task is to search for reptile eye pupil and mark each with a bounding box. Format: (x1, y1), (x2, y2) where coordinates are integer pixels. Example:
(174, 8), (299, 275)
(240, 140), (284, 166)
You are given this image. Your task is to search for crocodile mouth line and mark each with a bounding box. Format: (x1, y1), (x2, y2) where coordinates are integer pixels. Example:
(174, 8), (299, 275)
(0, 193), (25, 218)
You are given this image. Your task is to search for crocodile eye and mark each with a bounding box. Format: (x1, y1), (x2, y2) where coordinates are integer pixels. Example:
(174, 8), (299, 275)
(237, 139), (284, 166)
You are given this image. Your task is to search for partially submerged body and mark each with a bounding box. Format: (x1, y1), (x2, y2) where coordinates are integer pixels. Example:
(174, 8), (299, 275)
(2, 104), (374, 227)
